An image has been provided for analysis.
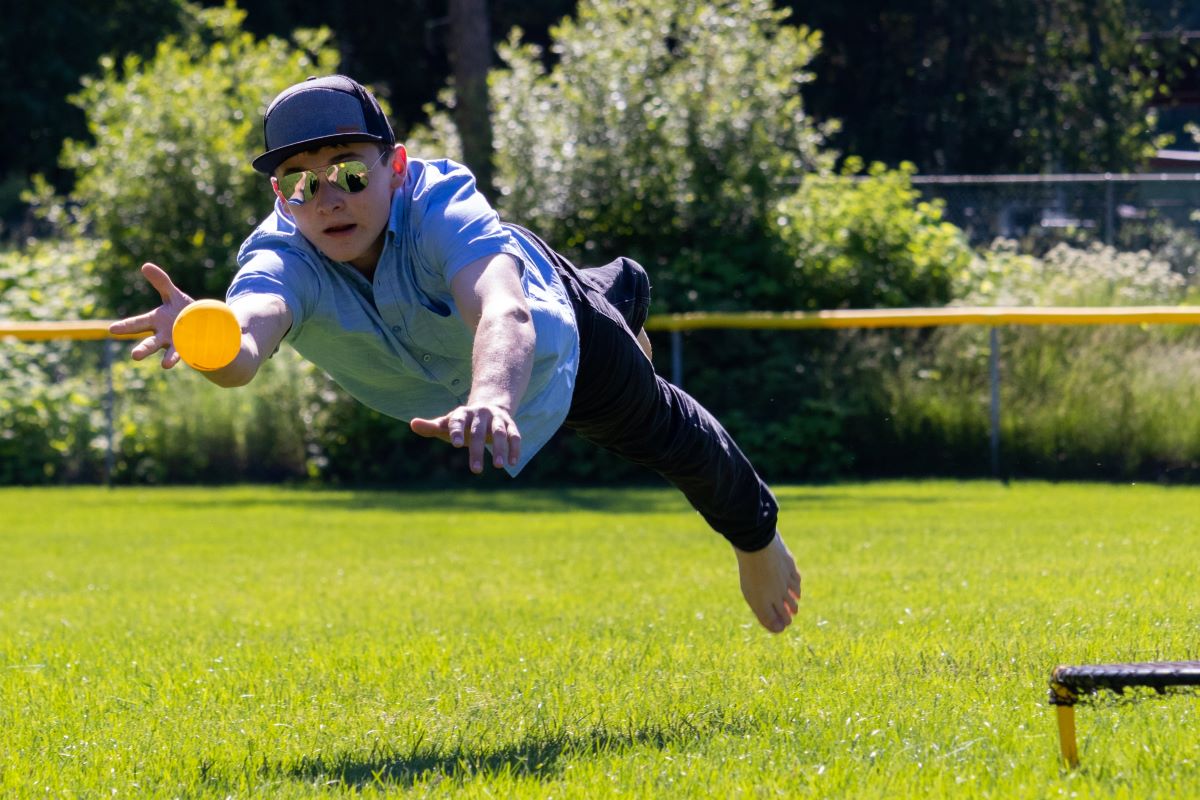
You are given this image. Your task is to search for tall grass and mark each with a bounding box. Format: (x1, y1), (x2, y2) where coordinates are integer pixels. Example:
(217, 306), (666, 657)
(112, 348), (316, 483)
(887, 242), (1200, 479)
(1, 482), (1197, 797)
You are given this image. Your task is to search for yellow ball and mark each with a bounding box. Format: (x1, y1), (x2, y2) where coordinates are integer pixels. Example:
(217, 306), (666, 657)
(172, 299), (241, 371)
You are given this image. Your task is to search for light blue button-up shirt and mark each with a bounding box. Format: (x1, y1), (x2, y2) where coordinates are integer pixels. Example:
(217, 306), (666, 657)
(228, 158), (579, 475)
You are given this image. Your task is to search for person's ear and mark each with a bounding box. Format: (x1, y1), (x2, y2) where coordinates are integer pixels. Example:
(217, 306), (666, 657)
(389, 144), (408, 187)
(270, 177), (295, 217)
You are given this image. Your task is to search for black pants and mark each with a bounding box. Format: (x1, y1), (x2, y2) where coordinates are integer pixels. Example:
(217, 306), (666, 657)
(513, 225), (779, 551)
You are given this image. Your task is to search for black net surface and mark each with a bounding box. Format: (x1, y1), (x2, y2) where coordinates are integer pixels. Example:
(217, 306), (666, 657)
(1050, 661), (1200, 705)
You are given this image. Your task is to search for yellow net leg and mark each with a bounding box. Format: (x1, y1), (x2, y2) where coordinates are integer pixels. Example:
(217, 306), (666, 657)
(1056, 704), (1079, 768)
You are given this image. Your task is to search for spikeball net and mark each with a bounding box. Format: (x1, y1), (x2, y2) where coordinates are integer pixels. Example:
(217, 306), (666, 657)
(1048, 660), (1200, 767)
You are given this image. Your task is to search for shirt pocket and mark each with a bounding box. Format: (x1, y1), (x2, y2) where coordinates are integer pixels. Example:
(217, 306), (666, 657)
(404, 304), (473, 359)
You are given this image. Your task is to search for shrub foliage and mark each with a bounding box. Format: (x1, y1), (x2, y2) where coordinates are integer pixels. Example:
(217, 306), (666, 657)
(43, 3), (339, 315)
(489, 0), (835, 311)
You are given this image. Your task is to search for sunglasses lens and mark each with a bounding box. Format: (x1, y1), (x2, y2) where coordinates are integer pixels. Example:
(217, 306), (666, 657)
(306, 171), (322, 199)
(277, 170), (311, 204)
(276, 156), (379, 205)
(331, 161), (370, 194)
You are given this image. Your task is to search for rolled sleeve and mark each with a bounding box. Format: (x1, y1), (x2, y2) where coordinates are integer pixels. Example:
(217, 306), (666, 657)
(228, 247), (316, 341)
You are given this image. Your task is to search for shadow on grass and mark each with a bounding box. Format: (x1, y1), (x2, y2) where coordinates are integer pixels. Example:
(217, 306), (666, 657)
(128, 484), (959, 517)
(181, 486), (696, 515)
(271, 719), (727, 790)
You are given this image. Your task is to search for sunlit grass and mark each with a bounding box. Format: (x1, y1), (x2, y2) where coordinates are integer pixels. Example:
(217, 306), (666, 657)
(1, 482), (1197, 797)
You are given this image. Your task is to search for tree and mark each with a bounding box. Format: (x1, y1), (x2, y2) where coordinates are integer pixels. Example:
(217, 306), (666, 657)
(29, 3), (341, 314)
(225, 0), (577, 139)
(449, 0), (495, 197)
(0, 0), (188, 229)
(789, 0), (1187, 174)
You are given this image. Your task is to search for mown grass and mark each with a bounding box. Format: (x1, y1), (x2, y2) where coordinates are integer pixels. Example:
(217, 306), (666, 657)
(1, 482), (1197, 798)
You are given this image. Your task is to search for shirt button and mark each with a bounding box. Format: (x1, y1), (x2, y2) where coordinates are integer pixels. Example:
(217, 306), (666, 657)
(452, 379), (461, 386)
(391, 325), (401, 334)
(422, 354), (432, 362)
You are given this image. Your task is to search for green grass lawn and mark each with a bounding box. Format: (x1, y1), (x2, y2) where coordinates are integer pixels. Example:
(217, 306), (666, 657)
(1, 482), (1197, 798)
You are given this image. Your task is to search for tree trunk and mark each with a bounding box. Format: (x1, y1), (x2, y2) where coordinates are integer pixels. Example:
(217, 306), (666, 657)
(449, 0), (494, 199)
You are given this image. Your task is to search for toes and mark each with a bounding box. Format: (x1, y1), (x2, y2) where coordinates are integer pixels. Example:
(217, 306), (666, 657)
(753, 604), (784, 633)
(765, 602), (791, 633)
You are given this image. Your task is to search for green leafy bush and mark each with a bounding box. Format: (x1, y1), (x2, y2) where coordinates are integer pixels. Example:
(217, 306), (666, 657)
(110, 349), (316, 484)
(1, 4), (336, 485)
(34, 2), (339, 315)
(657, 163), (975, 481)
(0, 233), (319, 484)
(486, 0), (835, 311)
(773, 161), (973, 309)
(0, 238), (107, 482)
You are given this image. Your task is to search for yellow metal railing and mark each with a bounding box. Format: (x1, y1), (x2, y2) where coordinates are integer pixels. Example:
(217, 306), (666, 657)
(642, 305), (1200, 331)
(4, 305), (1199, 483)
(3, 305), (1198, 341)
(0, 321), (141, 341)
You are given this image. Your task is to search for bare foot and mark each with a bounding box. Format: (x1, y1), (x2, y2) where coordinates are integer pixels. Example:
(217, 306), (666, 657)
(734, 532), (801, 633)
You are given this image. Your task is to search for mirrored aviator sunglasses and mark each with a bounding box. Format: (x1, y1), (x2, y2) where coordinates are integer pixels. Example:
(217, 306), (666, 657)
(276, 149), (389, 205)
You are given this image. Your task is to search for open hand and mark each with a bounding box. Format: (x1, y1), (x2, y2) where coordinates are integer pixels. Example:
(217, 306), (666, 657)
(410, 404), (522, 474)
(107, 263), (194, 368)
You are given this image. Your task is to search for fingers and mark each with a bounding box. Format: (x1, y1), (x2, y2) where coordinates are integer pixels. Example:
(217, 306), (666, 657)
(447, 411), (468, 448)
(464, 409), (522, 473)
(108, 309), (160, 336)
(141, 262), (185, 305)
(490, 424), (520, 469)
(109, 265), (184, 336)
(131, 334), (164, 361)
(466, 412), (486, 473)
(129, 333), (182, 369)
(494, 424), (522, 468)
(461, 408), (496, 473)
(410, 416), (451, 442)
(111, 263), (194, 366)
(412, 406), (522, 472)
(125, 307), (179, 364)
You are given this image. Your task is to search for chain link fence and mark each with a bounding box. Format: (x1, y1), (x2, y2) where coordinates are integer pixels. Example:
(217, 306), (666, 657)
(913, 172), (1200, 257)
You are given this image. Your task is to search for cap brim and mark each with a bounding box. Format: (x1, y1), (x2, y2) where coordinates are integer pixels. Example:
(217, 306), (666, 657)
(252, 132), (389, 175)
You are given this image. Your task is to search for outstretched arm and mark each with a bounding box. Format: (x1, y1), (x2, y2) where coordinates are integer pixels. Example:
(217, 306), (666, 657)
(410, 253), (535, 473)
(108, 262), (292, 387)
